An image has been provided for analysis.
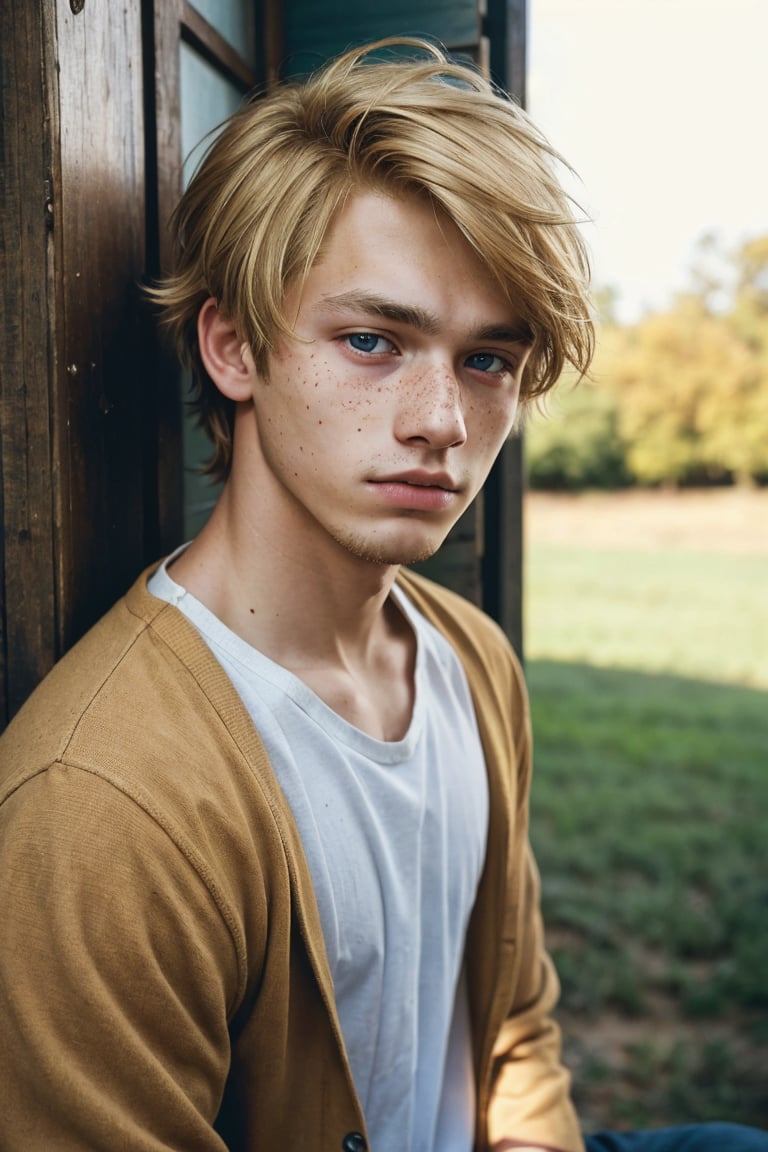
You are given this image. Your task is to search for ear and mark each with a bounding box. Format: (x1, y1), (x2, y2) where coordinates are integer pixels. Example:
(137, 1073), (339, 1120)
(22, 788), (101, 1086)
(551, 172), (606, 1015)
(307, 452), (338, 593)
(197, 297), (257, 402)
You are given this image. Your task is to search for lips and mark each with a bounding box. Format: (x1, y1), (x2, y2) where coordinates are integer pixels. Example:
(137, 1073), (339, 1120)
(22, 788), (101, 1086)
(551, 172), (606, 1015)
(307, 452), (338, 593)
(372, 471), (458, 491)
(367, 472), (460, 511)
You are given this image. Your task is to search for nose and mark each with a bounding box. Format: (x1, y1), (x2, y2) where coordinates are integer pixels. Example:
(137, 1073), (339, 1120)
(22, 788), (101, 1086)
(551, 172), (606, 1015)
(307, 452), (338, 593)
(395, 364), (467, 450)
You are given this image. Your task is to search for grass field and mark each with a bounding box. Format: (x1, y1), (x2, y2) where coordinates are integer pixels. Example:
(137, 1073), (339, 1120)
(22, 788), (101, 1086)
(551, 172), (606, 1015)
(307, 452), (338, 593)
(523, 489), (768, 1133)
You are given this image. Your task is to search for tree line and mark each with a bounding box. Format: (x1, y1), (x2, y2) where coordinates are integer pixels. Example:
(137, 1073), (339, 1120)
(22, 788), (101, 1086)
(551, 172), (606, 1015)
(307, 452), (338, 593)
(526, 234), (768, 489)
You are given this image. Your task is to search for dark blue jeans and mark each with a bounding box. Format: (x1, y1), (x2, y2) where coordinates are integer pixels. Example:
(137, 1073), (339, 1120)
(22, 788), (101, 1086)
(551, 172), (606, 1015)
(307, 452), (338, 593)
(585, 1124), (768, 1151)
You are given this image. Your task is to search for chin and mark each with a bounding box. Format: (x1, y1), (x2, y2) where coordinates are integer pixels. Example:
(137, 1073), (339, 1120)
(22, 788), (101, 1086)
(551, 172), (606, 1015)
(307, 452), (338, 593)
(333, 528), (445, 567)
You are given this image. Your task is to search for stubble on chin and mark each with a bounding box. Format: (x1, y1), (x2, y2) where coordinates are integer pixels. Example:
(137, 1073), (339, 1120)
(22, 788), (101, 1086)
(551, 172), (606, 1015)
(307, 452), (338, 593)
(329, 526), (444, 568)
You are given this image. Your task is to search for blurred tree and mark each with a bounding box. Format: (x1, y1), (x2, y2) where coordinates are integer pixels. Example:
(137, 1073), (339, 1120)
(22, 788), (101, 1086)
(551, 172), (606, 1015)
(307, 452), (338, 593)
(592, 284), (621, 326)
(728, 235), (768, 483)
(731, 235), (768, 350)
(527, 237), (768, 490)
(601, 297), (760, 486)
(687, 230), (733, 313)
(525, 373), (629, 490)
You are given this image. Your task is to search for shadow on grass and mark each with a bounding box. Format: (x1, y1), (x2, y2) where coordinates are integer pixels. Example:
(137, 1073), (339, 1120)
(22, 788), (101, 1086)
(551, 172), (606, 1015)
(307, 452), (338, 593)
(525, 660), (768, 1132)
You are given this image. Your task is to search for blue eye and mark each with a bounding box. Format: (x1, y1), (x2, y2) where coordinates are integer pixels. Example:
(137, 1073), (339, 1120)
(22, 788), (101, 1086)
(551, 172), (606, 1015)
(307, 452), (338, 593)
(466, 352), (508, 374)
(346, 333), (392, 354)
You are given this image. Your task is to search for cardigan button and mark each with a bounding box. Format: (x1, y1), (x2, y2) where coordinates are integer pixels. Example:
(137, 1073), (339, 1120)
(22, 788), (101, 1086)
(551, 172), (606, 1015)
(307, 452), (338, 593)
(341, 1134), (367, 1152)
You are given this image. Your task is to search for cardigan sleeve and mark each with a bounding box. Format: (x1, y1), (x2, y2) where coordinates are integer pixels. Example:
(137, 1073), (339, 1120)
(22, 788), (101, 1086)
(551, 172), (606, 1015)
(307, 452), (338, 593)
(485, 843), (584, 1152)
(0, 763), (242, 1151)
(483, 654), (584, 1152)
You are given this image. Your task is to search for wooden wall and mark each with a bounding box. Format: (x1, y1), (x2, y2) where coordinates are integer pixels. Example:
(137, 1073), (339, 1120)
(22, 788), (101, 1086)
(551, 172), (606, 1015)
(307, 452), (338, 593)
(0, 0), (527, 731)
(1, 1), (146, 726)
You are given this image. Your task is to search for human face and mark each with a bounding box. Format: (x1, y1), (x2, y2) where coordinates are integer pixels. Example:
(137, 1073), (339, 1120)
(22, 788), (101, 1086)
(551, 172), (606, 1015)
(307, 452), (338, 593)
(243, 191), (532, 568)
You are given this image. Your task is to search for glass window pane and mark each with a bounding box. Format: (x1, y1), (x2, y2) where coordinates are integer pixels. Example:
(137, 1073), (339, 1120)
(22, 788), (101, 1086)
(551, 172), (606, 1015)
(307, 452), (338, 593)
(189, 0), (256, 68)
(179, 44), (244, 536)
(180, 40), (243, 185)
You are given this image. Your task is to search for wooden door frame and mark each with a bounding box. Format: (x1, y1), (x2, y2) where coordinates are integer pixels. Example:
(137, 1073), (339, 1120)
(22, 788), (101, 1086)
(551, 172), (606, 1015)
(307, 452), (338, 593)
(144, 0), (271, 555)
(483, 0), (528, 658)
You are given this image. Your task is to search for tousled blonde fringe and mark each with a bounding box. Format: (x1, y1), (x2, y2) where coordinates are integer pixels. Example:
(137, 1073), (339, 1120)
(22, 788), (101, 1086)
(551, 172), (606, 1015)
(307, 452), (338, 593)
(148, 37), (594, 482)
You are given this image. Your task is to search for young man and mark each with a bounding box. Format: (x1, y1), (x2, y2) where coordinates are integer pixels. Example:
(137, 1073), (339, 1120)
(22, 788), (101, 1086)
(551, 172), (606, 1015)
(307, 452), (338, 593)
(0, 38), (765, 1152)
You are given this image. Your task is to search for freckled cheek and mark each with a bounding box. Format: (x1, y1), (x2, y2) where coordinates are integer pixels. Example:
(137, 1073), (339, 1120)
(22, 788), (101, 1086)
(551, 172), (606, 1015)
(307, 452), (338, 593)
(274, 371), (371, 474)
(466, 402), (514, 452)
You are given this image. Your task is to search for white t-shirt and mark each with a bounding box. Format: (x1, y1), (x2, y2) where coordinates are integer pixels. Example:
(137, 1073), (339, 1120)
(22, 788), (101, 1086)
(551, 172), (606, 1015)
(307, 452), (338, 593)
(149, 559), (489, 1152)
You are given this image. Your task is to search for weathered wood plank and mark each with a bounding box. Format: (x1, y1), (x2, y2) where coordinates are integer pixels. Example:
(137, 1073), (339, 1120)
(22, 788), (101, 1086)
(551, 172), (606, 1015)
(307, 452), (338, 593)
(52, 0), (147, 650)
(0, 3), (58, 725)
(150, 0), (187, 553)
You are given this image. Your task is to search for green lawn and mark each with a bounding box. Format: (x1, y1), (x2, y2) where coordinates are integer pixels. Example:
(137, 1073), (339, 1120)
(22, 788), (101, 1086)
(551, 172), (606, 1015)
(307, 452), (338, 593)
(526, 546), (768, 690)
(524, 538), (768, 1133)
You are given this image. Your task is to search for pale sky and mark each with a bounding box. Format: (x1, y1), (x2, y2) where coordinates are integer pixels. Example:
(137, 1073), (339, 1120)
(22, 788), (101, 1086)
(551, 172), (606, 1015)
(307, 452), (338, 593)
(528, 0), (768, 323)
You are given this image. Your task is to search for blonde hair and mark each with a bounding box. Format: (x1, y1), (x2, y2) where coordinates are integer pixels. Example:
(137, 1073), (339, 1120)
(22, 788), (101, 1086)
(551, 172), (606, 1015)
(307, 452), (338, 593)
(150, 37), (594, 482)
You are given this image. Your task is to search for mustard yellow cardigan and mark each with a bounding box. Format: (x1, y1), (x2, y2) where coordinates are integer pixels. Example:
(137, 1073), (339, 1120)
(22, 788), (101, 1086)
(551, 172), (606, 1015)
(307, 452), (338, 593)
(0, 566), (583, 1152)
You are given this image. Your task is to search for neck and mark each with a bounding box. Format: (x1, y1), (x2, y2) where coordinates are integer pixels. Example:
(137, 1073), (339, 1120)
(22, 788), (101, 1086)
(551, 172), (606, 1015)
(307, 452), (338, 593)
(169, 477), (402, 670)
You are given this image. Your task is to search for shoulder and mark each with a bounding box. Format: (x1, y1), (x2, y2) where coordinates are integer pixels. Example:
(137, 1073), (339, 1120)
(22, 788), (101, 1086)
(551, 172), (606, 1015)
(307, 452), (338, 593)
(0, 566), (278, 988)
(0, 566), (276, 889)
(1, 564), (246, 787)
(396, 568), (526, 706)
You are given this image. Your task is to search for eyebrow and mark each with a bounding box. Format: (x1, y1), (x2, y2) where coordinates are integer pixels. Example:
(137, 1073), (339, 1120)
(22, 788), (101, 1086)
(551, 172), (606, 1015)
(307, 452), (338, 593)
(471, 322), (534, 346)
(319, 291), (441, 334)
(319, 290), (532, 345)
